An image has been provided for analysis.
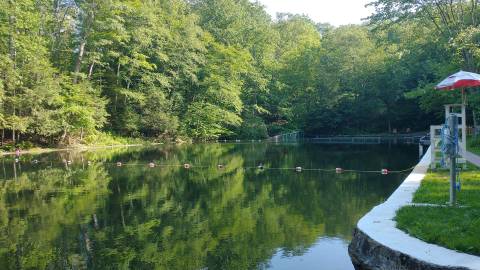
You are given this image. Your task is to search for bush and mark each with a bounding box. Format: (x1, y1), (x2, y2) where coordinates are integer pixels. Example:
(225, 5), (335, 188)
(0, 141), (35, 152)
(18, 141), (35, 150)
(83, 132), (146, 146)
(0, 144), (16, 152)
(235, 115), (268, 139)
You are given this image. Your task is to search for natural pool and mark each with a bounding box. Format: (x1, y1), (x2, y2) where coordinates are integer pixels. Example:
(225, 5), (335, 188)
(0, 142), (418, 270)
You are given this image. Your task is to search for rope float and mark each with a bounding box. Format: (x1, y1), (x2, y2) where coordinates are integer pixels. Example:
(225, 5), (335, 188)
(9, 159), (415, 175)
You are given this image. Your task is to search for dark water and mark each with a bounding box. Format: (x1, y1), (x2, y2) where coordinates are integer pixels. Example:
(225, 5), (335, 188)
(0, 143), (418, 270)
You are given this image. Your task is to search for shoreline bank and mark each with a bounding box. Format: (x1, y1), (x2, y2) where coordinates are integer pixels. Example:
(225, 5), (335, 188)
(0, 143), (163, 157)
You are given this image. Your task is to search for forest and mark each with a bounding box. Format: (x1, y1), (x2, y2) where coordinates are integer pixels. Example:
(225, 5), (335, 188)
(0, 0), (479, 145)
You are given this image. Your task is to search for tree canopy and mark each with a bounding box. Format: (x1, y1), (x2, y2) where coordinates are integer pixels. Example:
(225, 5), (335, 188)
(0, 0), (478, 144)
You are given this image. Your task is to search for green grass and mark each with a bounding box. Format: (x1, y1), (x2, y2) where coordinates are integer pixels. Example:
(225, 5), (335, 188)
(396, 170), (480, 256)
(412, 170), (480, 207)
(467, 136), (480, 156)
(397, 207), (480, 255)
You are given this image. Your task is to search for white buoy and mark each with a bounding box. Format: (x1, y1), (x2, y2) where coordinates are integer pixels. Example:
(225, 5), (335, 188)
(117, 162), (122, 167)
(184, 163), (191, 169)
(336, 168), (343, 174)
(381, 169), (389, 175)
(149, 162), (155, 168)
(295, 167), (302, 172)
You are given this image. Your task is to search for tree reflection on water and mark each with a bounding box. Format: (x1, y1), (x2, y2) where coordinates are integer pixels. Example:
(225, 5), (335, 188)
(0, 143), (416, 269)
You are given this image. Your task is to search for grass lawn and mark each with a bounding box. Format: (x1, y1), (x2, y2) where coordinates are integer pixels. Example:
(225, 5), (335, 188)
(396, 170), (480, 256)
(468, 136), (480, 156)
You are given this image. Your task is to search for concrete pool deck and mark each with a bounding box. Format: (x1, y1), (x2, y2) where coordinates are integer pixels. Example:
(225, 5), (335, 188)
(349, 148), (480, 270)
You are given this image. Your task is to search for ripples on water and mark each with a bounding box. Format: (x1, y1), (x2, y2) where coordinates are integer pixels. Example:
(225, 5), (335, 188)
(0, 143), (417, 270)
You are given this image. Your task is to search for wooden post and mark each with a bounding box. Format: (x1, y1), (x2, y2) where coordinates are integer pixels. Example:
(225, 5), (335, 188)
(448, 114), (458, 206)
(462, 105), (467, 152)
(430, 125), (436, 168)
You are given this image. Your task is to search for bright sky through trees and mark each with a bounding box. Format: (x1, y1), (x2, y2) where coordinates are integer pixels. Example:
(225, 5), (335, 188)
(255, 0), (373, 25)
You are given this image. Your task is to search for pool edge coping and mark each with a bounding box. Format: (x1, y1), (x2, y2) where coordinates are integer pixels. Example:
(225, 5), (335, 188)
(354, 146), (480, 269)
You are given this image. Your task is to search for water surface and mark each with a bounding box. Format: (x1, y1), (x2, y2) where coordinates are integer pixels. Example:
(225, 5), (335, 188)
(0, 143), (417, 269)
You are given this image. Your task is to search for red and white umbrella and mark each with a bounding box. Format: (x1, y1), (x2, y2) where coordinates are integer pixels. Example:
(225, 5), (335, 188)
(436, 70), (480, 104)
(436, 70), (480, 90)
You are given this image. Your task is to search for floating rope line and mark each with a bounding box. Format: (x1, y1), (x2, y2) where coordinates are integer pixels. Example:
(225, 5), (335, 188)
(9, 159), (417, 175)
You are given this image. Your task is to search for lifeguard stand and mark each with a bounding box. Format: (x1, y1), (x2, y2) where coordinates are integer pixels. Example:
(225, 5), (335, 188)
(430, 104), (467, 168)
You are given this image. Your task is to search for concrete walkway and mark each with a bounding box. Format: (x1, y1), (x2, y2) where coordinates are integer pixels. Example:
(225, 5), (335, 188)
(461, 148), (480, 167)
(355, 148), (480, 269)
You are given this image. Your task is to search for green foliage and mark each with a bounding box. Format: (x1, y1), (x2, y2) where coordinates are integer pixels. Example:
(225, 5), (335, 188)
(1, 0), (479, 144)
(83, 132), (146, 146)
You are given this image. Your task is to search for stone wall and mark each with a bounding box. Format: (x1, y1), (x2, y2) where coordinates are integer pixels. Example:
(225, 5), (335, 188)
(348, 228), (470, 270)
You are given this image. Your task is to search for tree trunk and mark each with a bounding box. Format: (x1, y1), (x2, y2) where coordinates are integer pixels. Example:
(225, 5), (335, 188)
(61, 129), (67, 145)
(73, 40), (86, 83)
(73, 2), (96, 84)
(8, 0), (17, 144)
(116, 60), (121, 84)
(88, 62), (95, 79)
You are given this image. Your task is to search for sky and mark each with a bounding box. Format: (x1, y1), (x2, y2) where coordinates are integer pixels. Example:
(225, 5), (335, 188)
(255, 0), (374, 26)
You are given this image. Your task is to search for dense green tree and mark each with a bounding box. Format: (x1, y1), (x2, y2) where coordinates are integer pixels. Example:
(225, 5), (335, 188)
(1, 0), (478, 144)
(184, 35), (251, 140)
